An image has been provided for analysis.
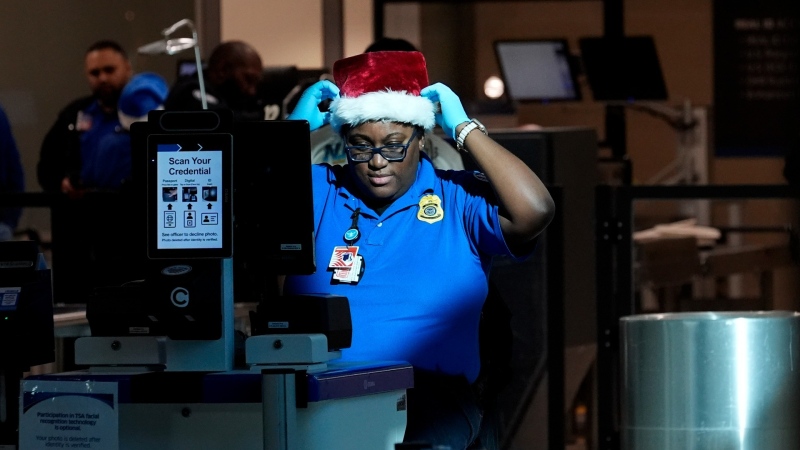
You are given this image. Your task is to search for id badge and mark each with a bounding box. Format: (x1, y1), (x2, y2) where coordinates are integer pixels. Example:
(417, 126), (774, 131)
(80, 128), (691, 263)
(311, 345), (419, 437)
(329, 246), (358, 268)
(330, 246), (364, 284)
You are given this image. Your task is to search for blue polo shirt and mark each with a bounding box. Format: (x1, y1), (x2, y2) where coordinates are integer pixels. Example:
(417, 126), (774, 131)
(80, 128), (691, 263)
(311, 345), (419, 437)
(283, 154), (523, 383)
(78, 101), (129, 189)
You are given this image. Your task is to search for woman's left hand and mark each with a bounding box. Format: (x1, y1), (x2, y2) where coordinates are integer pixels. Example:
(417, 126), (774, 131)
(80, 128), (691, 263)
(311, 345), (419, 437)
(420, 82), (469, 140)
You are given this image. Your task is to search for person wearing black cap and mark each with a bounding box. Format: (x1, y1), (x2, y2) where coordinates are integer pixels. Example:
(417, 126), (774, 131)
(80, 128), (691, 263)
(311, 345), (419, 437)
(284, 50), (555, 449)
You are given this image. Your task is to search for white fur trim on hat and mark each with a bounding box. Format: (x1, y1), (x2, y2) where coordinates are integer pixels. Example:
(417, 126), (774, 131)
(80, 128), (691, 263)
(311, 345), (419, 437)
(329, 90), (436, 132)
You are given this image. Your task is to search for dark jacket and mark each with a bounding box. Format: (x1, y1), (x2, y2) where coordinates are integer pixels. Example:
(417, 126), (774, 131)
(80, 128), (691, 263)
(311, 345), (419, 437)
(37, 96), (94, 192)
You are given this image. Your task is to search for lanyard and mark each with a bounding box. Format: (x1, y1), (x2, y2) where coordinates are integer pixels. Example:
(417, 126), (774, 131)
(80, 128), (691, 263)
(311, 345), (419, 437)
(332, 207), (365, 284)
(343, 207), (361, 245)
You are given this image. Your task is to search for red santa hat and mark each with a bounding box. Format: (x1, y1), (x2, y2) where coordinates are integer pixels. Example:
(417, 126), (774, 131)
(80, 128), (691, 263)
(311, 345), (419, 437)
(329, 51), (436, 132)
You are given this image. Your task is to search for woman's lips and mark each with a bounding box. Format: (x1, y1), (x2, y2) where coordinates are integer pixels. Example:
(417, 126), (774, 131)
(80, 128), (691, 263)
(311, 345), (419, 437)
(369, 173), (392, 186)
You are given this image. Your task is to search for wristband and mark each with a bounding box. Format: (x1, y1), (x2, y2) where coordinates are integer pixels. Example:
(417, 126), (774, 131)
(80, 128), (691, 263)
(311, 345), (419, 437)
(455, 119), (487, 152)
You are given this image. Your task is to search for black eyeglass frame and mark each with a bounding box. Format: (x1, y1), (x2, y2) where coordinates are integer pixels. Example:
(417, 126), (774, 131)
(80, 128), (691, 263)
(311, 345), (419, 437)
(343, 128), (421, 163)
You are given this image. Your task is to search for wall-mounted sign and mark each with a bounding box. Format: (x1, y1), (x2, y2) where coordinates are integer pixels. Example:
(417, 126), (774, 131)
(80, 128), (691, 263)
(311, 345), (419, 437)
(714, 0), (799, 157)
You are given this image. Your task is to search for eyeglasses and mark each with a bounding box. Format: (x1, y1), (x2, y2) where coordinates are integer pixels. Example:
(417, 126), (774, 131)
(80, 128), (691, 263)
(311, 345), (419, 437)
(344, 129), (420, 163)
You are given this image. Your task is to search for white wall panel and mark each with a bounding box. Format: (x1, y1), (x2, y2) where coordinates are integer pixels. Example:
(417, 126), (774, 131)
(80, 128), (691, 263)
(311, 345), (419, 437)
(221, 0), (323, 67)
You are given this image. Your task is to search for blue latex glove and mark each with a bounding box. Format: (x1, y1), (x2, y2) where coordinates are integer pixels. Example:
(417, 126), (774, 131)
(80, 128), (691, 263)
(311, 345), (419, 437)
(287, 80), (340, 131)
(420, 82), (469, 140)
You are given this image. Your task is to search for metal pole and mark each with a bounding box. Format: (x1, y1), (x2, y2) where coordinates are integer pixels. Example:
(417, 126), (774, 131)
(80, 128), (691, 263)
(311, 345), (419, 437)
(262, 369), (297, 450)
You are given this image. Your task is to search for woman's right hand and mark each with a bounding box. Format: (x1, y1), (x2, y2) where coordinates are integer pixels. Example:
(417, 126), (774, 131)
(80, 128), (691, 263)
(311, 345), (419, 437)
(287, 80), (340, 131)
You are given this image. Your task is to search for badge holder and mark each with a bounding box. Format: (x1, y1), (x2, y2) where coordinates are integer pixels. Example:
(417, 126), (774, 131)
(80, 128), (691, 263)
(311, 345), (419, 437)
(327, 207), (366, 284)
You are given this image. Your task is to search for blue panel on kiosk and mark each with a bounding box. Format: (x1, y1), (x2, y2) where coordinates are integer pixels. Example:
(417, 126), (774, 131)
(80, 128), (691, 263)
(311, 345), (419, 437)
(26, 362), (413, 404)
(305, 361), (414, 402)
(202, 362), (414, 403)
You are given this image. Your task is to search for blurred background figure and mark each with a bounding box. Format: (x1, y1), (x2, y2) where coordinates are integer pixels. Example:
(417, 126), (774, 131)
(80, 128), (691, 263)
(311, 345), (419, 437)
(117, 72), (169, 130)
(37, 39), (133, 197)
(309, 38), (465, 170)
(35, 41), (165, 302)
(91, 71), (169, 288)
(0, 103), (24, 242)
(165, 40), (266, 121)
(88, 72), (168, 190)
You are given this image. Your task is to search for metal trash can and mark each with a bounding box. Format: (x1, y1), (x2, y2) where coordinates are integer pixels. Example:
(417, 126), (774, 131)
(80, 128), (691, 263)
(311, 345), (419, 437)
(620, 311), (800, 450)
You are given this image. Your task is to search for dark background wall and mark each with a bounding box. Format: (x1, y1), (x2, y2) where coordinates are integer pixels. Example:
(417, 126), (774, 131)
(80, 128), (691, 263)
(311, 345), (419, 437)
(0, 0), (196, 232)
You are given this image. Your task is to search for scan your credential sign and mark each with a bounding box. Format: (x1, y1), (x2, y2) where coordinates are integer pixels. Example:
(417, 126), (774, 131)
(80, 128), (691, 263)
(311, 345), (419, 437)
(147, 133), (232, 259)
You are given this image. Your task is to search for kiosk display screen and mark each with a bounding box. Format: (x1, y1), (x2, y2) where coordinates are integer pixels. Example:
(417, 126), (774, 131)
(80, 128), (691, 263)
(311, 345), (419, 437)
(147, 133), (232, 259)
(494, 39), (581, 103)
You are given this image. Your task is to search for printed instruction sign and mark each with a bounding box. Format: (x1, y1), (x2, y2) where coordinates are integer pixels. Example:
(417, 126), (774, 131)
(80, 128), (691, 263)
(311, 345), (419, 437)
(156, 143), (224, 250)
(19, 380), (118, 450)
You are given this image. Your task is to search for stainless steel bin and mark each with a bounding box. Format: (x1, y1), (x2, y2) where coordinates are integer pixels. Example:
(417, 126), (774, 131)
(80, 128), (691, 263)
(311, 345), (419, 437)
(620, 311), (800, 450)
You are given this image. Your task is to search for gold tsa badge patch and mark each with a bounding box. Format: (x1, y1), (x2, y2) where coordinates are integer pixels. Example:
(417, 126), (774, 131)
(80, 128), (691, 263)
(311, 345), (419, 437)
(417, 194), (444, 224)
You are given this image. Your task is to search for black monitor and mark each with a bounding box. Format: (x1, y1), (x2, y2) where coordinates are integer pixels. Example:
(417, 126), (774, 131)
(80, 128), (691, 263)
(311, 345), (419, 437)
(132, 112), (316, 304)
(578, 35), (669, 101)
(231, 119), (316, 302)
(494, 39), (581, 103)
(85, 113), (316, 340)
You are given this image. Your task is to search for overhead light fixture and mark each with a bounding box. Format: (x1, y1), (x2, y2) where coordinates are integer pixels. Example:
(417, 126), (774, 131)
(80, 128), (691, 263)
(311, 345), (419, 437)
(138, 18), (207, 109)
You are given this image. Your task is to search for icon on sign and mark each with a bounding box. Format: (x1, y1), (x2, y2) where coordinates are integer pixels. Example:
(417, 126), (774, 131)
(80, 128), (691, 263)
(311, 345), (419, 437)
(185, 211), (195, 228)
(201, 213), (218, 225)
(164, 211), (176, 228)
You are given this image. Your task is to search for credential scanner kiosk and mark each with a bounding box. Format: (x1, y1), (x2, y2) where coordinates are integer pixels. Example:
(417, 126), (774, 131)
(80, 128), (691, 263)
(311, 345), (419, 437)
(20, 111), (412, 450)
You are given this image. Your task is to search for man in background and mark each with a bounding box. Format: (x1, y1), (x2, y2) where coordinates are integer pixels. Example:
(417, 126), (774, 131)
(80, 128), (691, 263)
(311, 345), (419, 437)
(37, 39), (133, 195)
(36, 39), (146, 303)
(165, 40), (267, 121)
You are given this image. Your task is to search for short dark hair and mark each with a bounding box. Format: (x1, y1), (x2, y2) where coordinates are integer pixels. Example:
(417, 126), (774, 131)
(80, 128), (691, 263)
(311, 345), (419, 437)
(364, 38), (418, 53)
(86, 39), (128, 59)
(207, 40), (261, 73)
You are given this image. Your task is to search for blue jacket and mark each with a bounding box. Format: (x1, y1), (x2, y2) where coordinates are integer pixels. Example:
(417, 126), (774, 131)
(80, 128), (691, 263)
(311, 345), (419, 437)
(0, 105), (24, 229)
